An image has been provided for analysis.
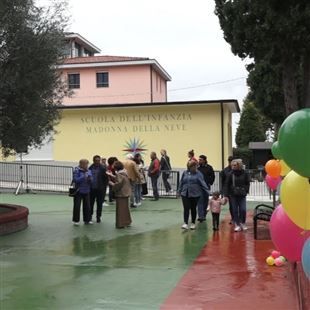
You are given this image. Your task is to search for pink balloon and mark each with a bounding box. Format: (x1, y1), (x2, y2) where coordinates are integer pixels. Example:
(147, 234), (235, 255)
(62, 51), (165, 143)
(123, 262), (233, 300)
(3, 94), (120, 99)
(265, 175), (282, 190)
(274, 257), (284, 266)
(270, 205), (310, 262)
(271, 250), (281, 259)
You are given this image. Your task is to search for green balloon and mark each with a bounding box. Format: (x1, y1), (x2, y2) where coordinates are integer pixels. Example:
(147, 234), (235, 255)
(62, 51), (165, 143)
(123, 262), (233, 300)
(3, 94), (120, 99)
(278, 108), (310, 177)
(271, 141), (282, 159)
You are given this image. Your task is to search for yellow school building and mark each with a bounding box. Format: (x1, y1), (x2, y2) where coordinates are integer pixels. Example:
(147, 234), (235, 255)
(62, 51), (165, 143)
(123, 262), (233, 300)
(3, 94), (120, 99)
(54, 100), (239, 169)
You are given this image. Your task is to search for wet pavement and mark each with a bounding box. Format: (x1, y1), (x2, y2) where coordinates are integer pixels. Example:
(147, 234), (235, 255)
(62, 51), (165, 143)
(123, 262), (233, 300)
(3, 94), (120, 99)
(0, 194), (299, 310)
(161, 217), (299, 310)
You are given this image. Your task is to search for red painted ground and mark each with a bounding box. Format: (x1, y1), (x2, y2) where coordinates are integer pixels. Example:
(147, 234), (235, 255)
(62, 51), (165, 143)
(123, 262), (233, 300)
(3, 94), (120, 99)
(161, 214), (299, 310)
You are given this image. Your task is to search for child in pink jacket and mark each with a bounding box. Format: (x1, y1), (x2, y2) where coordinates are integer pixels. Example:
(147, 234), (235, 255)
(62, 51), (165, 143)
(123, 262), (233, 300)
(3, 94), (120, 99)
(207, 191), (226, 230)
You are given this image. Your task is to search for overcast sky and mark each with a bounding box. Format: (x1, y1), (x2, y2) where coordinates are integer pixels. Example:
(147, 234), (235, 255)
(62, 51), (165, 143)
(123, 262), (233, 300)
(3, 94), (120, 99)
(40, 0), (249, 140)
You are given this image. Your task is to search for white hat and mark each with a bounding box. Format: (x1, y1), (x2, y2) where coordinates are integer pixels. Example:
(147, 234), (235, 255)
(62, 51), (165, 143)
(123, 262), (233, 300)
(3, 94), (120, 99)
(126, 154), (134, 160)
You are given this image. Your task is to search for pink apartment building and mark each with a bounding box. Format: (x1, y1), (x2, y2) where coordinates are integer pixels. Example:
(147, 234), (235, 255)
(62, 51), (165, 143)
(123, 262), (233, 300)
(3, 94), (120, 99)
(59, 33), (171, 105)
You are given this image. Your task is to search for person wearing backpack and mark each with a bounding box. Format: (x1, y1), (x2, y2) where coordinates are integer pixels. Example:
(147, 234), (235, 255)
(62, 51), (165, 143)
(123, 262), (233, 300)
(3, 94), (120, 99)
(160, 149), (172, 193)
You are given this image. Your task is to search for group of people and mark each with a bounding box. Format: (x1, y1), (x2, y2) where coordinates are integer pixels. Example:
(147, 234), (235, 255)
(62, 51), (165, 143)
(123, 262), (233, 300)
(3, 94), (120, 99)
(71, 149), (250, 233)
(178, 150), (250, 232)
(71, 150), (172, 228)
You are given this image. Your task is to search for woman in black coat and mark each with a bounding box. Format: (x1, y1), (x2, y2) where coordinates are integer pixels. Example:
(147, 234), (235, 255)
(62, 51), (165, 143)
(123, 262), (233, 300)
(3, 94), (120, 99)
(223, 159), (250, 232)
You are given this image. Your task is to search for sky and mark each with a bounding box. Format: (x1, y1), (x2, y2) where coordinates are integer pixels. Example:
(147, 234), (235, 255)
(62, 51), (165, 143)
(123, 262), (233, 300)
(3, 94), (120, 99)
(40, 0), (250, 141)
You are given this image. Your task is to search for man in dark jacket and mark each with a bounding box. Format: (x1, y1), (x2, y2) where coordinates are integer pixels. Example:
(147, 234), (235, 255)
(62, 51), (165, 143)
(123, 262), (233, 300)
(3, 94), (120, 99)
(197, 155), (215, 222)
(89, 155), (109, 223)
(160, 149), (172, 193)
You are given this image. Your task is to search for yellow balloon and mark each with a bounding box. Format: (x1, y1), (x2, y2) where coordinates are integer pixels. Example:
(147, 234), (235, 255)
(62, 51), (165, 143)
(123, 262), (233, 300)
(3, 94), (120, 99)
(280, 160), (291, 176)
(280, 170), (310, 229)
(266, 256), (275, 266)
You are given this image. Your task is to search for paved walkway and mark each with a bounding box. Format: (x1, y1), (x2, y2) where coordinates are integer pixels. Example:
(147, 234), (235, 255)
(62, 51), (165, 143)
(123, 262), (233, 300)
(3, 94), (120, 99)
(0, 193), (299, 310)
(161, 214), (299, 310)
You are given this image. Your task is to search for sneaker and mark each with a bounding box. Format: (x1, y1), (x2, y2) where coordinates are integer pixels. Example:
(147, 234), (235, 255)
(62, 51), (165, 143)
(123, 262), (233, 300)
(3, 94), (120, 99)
(190, 223), (196, 230)
(240, 223), (248, 231)
(72, 222), (79, 226)
(234, 225), (241, 232)
(103, 202), (109, 207)
(96, 218), (101, 223)
(181, 223), (189, 230)
(85, 221), (93, 225)
(137, 202), (142, 206)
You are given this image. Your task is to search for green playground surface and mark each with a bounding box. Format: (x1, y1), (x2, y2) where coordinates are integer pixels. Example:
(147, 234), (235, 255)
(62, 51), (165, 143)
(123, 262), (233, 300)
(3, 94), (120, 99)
(0, 193), (262, 310)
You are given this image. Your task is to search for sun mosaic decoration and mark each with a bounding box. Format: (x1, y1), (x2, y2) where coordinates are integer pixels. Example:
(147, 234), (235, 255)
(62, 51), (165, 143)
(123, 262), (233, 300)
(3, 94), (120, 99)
(123, 137), (148, 155)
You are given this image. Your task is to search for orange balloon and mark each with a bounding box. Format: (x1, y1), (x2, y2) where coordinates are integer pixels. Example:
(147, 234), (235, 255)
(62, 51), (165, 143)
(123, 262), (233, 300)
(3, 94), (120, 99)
(265, 159), (281, 178)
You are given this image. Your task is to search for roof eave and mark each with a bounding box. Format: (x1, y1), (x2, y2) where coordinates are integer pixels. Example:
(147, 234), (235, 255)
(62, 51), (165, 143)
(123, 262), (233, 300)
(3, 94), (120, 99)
(65, 33), (101, 54)
(57, 59), (171, 81)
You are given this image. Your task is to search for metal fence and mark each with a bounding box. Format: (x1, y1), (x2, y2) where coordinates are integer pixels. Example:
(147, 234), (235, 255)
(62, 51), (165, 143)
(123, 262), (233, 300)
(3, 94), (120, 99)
(0, 162), (272, 201)
(0, 162), (73, 193)
(145, 170), (180, 198)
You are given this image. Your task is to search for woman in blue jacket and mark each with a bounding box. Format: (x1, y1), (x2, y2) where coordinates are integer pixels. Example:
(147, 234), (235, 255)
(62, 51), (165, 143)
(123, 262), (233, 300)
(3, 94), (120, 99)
(178, 160), (209, 230)
(72, 159), (93, 225)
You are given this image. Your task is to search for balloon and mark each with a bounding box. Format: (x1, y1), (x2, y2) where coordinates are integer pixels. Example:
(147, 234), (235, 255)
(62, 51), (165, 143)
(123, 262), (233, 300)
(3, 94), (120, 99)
(274, 257), (285, 267)
(277, 108), (310, 178)
(271, 250), (281, 259)
(265, 175), (282, 191)
(271, 141), (282, 159)
(301, 238), (310, 279)
(265, 159), (281, 178)
(279, 160), (291, 177)
(280, 170), (310, 230)
(279, 256), (286, 262)
(266, 256), (275, 266)
(270, 205), (310, 262)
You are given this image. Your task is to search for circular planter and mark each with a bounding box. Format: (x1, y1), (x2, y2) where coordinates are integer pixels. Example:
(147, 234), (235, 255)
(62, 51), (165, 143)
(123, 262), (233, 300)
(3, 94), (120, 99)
(0, 204), (29, 235)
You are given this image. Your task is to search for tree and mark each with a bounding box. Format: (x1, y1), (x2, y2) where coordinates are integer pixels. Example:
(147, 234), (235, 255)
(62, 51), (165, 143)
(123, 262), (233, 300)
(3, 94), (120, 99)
(0, 0), (68, 156)
(235, 100), (267, 148)
(214, 0), (310, 118)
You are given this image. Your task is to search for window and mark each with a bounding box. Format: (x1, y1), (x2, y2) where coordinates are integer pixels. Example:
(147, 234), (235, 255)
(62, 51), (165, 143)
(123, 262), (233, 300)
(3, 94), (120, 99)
(68, 73), (80, 89)
(96, 72), (109, 88)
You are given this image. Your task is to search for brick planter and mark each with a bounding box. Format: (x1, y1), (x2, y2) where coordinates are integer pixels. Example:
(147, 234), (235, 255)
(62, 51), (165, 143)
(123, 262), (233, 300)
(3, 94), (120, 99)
(0, 204), (29, 236)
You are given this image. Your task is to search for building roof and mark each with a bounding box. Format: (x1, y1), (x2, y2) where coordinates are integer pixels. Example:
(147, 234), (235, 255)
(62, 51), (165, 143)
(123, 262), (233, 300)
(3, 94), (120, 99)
(248, 142), (273, 150)
(59, 99), (240, 113)
(65, 32), (101, 54)
(63, 55), (149, 64)
(58, 57), (172, 81)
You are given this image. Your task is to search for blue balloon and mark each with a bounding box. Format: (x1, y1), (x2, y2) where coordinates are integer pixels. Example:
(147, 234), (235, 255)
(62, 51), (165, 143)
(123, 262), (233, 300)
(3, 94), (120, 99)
(302, 237), (310, 280)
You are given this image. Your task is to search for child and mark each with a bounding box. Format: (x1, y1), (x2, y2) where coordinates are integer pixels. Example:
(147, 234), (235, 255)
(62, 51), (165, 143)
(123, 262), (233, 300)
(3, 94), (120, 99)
(207, 191), (226, 230)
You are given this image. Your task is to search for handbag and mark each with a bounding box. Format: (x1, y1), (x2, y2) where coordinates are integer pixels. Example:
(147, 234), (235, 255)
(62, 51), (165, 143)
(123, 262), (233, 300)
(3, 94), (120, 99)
(68, 181), (79, 197)
(232, 174), (247, 196)
(141, 183), (148, 195)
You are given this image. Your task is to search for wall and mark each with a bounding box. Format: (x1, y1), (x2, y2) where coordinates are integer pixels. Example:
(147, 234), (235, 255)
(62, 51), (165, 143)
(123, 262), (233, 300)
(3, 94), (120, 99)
(54, 103), (231, 169)
(61, 65), (166, 105)
(151, 67), (167, 102)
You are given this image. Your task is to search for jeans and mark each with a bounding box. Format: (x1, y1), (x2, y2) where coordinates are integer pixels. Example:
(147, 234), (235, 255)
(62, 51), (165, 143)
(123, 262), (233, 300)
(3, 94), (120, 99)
(134, 183), (142, 204)
(90, 187), (106, 220)
(73, 192), (91, 223)
(129, 181), (136, 205)
(108, 184), (115, 202)
(230, 195), (247, 226)
(162, 172), (171, 192)
(227, 196), (233, 222)
(181, 196), (199, 224)
(197, 191), (209, 219)
(151, 174), (160, 199)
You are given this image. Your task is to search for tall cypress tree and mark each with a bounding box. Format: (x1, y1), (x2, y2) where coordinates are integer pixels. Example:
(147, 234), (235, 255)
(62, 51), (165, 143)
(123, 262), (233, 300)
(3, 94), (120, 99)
(215, 0), (310, 121)
(235, 100), (266, 148)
